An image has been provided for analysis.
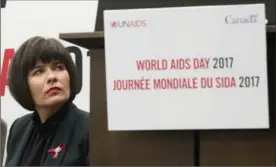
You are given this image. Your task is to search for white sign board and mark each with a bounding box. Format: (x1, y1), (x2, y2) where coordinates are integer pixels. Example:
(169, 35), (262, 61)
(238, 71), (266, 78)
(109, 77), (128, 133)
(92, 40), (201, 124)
(104, 4), (269, 131)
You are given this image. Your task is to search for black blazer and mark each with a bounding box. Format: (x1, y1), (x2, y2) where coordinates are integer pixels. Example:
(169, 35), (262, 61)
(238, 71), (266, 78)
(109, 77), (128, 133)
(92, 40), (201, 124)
(5, 104), (90, 166)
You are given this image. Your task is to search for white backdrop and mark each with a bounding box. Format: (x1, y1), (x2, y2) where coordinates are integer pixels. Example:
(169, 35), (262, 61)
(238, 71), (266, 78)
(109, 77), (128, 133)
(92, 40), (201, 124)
(1, 1), (98, 164)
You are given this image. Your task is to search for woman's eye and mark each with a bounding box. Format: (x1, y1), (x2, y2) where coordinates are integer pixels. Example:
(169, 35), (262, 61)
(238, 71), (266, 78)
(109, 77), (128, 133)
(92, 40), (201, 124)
(33, 69), (43, 75)
(56, 65), (65, 70)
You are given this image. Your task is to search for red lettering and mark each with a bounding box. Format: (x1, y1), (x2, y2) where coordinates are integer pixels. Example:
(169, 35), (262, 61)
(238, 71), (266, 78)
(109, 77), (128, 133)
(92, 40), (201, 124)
(200, 77), (213, 88)
(1, 48), (15, 96)
(134, 20), (147, 27)
(193, 58), (210, 69)
(170, 58), (191, 70)
(129, 20), (146, 27)
(136, 59), (167, 71)
(215, 77), (236, 88)
(153, 77), (198, 89)
(113, 78), (151, 91)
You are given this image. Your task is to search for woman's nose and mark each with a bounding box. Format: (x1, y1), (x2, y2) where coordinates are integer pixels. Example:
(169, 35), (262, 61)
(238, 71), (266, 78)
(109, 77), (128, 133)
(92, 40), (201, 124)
(46, 70), (58, 83)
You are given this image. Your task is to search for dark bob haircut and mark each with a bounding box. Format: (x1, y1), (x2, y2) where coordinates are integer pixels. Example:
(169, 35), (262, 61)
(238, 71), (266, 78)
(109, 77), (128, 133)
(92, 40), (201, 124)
(8, 36), (80, 111)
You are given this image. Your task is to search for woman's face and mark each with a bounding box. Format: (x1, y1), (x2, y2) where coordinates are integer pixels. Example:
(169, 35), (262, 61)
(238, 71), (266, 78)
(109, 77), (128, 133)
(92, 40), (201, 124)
(27, 61), (70, 108)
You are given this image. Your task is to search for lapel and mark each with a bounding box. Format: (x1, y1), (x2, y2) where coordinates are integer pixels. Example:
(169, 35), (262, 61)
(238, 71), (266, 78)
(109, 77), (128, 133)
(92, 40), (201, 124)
(10, 120), (33, 166)
(43, 105), (76, 166)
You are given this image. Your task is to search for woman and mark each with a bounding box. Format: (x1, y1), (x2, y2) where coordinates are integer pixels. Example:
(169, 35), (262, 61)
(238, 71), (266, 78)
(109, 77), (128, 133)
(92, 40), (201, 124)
(5, 36), (90, 166)
(1, 118), (7, 165)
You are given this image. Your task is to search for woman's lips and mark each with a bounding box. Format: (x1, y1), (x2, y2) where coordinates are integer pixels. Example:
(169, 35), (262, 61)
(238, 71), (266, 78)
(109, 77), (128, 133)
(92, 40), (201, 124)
(46, 87), (61, 94)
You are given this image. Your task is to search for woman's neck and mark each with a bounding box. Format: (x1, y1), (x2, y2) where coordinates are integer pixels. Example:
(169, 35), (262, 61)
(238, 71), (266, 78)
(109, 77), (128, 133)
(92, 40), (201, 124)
(35, 104), (62, 123)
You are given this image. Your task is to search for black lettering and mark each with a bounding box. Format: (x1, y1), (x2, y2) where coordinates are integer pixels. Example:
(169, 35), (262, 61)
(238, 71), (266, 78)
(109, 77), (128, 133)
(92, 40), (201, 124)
(239, 76), (260, 88)
(213, 57), (234, 69)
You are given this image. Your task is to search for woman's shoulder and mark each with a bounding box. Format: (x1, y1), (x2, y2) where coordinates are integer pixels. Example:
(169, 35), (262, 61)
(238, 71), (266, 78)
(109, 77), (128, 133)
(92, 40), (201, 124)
(13, 113), (33, 126)
(9, 113), (33, 134)
(70, 105), (90, 138)
(70, 104), (90, 123)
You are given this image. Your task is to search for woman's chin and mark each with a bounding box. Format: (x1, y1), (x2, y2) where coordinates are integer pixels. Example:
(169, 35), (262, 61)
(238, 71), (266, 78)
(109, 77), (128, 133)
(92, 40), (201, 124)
(44, 95), (69, 106)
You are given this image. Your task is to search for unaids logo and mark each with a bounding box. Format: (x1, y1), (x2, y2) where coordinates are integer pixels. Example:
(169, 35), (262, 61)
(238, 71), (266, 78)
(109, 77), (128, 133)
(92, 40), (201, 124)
(111, 20), (147, 28)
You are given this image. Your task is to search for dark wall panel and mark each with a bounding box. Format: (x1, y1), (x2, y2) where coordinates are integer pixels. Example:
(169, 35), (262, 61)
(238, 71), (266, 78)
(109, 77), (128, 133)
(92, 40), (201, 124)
(1, 0), (7, 8)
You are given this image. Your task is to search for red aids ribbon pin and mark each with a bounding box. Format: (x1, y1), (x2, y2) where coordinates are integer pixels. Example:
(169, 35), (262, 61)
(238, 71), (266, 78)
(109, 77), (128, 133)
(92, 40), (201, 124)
(48, 143), (65, 159)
